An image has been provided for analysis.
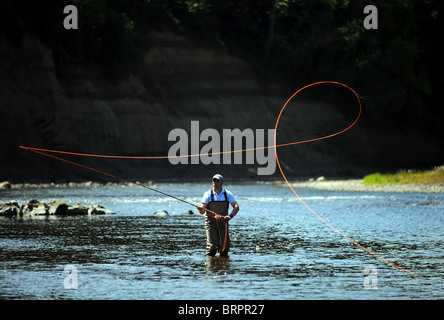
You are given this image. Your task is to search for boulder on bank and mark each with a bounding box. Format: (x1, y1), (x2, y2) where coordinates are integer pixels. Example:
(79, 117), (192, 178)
(0, 181), (12, 190)
(0, 199), (115, 216)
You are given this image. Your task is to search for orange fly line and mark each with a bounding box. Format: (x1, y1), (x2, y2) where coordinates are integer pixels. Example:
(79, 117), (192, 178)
(20, 81), (422, 277)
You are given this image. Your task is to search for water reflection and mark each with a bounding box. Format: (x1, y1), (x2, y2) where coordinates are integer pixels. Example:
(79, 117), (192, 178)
(205, 256), (230, 276)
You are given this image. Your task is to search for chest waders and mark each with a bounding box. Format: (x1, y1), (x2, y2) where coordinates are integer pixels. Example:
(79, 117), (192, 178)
(205, 190), (230, 256)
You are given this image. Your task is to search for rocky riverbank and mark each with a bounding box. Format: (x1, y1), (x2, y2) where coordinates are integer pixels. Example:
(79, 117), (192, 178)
(0, 199), (115, 216)
(0, 180), (154, 190)
(290, 178), (444, 194)
(2, 178), (444, 194)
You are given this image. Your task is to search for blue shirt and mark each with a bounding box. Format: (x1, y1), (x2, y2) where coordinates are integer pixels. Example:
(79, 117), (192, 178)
(201, 188), (236, 204)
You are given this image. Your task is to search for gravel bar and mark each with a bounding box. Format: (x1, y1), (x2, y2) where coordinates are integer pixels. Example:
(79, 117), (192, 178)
(290, 179), (444, 194)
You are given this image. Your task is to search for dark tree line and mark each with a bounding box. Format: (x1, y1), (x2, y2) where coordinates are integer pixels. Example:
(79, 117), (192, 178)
(1, 0), (442, 133)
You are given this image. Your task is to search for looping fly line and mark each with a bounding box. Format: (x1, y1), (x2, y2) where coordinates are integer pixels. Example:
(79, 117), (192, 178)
(20, 81), (422, 278)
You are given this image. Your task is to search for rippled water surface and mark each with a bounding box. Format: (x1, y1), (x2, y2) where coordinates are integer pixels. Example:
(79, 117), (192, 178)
(1, 182), (443, 299)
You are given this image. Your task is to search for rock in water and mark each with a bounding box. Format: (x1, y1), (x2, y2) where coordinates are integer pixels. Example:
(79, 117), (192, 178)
(88, 205), (115, 215)
(66, 203), (89, 215)
(155, 210), (168, 216)
(0, 201), (20, 216)
(48, 200), (71, 215)
(21, 199), (39, 215)
(21, 199), (48, 215)
(1, 199), (115, 216)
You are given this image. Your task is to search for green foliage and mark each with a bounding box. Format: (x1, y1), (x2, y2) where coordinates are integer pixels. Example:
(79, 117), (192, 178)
(363, 173), (392, 185)
(364, 167), (444, 185)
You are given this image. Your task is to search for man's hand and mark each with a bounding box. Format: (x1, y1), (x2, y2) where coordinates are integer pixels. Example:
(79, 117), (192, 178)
(197, 206), (206, 215)
(212, 213), (230, 221)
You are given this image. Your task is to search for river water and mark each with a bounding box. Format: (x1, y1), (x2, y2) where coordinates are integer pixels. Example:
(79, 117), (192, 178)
(0, 182), (443, 300)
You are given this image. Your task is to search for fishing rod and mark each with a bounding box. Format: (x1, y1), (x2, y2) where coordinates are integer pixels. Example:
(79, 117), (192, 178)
(21, 146), (230, 255)
(19, 146), (221, 219)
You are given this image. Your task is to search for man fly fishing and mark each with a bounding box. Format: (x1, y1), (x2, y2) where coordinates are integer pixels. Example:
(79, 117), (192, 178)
(198, 174), (239, 257)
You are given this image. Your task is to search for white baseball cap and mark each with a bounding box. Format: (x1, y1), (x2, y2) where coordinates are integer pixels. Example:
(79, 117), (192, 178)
(212, 174), (224, 181)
